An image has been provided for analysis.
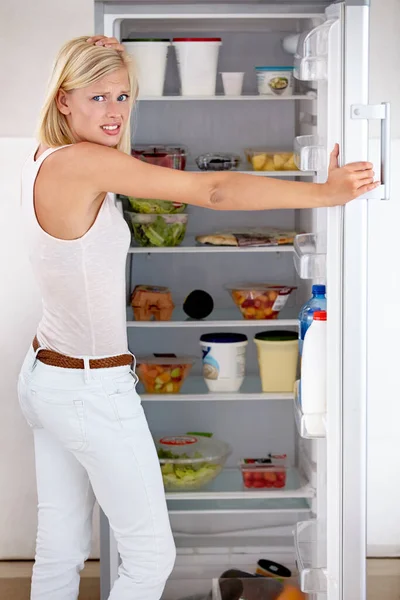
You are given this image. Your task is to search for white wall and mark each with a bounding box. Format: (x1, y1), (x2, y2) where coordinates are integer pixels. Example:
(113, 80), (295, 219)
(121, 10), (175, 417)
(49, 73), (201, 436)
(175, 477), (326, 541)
(0, 0), (97, 559)
(366, 0), (400, 557)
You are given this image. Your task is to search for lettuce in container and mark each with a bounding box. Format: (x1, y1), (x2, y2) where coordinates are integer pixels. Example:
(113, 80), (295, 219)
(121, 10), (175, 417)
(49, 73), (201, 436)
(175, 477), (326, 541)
(128, 213), (188, 247)
(128, 197), (187, 214)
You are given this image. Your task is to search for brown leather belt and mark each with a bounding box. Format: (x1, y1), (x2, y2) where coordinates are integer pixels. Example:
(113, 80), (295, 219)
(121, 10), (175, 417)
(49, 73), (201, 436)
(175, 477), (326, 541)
(32, 337), (133, 370)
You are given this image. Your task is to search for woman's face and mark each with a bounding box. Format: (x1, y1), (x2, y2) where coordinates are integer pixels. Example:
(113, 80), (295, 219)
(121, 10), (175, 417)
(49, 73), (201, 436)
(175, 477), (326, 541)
(56, 68), (132, 147)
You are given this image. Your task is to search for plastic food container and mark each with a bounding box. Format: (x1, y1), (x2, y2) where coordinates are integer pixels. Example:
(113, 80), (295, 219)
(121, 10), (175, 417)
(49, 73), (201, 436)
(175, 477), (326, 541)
(200, 333), (248, 392)
(128, 213), (188, 247)
(255, 66), (294, 96)
(156, 434), (231, 491)
(244, 148), (298, 172)
(254, 331), (298, 392)
(220, 71), (244, 96)
(131, 145), (187, 170)
(136, 356), (195, 394)
(239, 455), (288, 489)
(172, 38), (222, 96)
(226, 284), (297, 320)
(122, 39), (170, 97)
(128, 197), (187, 214)
(130, 285), (174, 321)
(195, 153), (241, 171)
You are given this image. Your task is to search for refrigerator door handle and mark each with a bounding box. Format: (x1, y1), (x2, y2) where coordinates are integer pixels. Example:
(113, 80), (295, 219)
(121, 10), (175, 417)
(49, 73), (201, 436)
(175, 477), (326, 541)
(351, 102), (391, 200)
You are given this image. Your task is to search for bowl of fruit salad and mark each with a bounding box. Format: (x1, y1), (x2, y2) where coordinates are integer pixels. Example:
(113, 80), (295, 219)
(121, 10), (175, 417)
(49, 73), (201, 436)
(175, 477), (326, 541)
(226, 283), (297, 320)
(156, 434), (231, 491)
(239, 455), (288, 490)
(136, 355), (195, 394)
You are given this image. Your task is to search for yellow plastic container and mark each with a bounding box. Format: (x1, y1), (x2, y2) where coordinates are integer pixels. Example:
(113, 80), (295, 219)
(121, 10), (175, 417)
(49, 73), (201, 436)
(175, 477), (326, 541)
(254, 331), (298, 392)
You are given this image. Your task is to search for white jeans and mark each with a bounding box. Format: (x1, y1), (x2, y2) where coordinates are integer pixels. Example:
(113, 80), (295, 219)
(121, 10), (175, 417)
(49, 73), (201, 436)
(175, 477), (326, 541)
(17, 346), (176, 600)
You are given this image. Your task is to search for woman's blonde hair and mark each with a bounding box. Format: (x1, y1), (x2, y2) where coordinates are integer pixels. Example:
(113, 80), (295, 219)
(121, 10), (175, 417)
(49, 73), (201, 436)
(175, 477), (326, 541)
(37, 36), (138, 155)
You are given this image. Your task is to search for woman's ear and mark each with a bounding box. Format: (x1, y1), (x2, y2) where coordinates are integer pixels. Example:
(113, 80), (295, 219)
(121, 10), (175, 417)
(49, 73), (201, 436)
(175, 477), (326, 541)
(56, 89), (71, 115)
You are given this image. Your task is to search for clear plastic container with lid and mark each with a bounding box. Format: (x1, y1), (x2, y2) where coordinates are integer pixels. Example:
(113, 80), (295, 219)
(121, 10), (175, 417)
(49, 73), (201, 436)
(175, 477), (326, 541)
(136, 355), (195, 394)
(226, 284), (297, 320)
(156, 434), (231, 491)
(254, 331), (299, 392)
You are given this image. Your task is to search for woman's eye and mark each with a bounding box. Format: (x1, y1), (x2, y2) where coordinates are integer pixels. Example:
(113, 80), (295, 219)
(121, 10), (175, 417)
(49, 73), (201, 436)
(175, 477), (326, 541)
(92, 95), (105, 102)
(118, 94), (129, 102)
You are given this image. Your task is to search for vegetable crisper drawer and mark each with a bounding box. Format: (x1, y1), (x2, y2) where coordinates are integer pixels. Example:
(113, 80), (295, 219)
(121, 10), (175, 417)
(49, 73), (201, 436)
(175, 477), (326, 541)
(294, 520), (328, 593)
(294, 19), (338, 81)
(293, 233), (326, 280)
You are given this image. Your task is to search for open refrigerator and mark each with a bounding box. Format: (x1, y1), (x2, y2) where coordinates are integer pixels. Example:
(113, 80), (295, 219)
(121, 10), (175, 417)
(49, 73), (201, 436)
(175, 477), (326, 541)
(95, 1), (391, 599)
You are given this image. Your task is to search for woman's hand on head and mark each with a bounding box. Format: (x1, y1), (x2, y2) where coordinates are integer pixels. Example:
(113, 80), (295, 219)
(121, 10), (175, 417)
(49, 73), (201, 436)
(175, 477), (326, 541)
(323, 143), (380, 207)
(86, 36), (125, 52)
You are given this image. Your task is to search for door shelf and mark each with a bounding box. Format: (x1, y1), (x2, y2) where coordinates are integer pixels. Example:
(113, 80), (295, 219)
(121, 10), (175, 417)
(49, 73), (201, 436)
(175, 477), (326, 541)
(294, 19), (338, 81)
(165, 468), (314, 502)
(293, 233), (326, 280)
(138, 375), (294, 402)
(129, 238), (295, 254)
(294, 381), (326, 439)
(127, 307), (298, 329)
(293, 520), (327, 593)
(294, 135), (326, 172)
(138, 94), (315, 102)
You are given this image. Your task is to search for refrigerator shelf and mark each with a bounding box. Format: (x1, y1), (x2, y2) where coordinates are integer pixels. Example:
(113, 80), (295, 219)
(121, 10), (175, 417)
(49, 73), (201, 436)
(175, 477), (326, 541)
(293, 233), (326, 280)
(138, 375), (294, 402)
(293, 520), (327, 593)
(167, 497), (311, 514)
(294, 135), (326, 172)
(186, 166), (315, 178)
(129, 238), (295, 254)
(138, 94), (315, 101)
(294, 19), (338, 81)
(127, 306), (299, 329)
(294, 381), (326, 439)
(165, 468), (314, 502)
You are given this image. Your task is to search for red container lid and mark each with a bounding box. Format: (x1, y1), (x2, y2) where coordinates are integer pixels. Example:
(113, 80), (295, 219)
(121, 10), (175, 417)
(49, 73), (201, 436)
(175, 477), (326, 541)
(173, 37), (222, 42)
(313, 310), (327, 321)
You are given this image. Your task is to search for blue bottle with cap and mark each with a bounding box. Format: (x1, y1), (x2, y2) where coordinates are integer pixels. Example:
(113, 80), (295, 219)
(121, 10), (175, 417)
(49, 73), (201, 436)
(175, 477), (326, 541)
(298, 285), (327, 356)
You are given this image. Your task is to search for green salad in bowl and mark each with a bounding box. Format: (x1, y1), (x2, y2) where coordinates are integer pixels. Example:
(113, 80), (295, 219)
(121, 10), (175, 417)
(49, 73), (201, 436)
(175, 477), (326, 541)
(127, 213), (188, 247)
(156, 434), (231, 491)
(128, 197), (187, 214)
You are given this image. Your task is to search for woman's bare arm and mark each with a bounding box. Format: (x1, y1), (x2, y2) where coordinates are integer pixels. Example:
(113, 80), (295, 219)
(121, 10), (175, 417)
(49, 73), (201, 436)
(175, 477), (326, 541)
(58, 141), (379, 211)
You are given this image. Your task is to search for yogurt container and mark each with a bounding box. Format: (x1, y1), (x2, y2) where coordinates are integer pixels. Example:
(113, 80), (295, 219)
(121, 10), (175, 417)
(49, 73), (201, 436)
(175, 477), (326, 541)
(200, 333), (248, 392)
(254, 331), (298, 392)
(255, 66), (294, 96)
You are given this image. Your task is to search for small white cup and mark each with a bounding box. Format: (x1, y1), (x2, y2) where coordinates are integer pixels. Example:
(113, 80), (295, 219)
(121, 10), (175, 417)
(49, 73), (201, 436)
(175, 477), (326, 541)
(220, 72), (244, 96)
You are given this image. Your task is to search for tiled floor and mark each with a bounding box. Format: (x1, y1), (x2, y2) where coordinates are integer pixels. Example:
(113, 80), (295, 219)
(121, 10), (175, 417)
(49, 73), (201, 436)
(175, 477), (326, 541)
(0, 559), (399, 599)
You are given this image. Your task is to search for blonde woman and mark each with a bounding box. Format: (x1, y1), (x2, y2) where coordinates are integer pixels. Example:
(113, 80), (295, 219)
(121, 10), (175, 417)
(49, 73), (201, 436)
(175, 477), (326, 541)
(18, 35), (378, 600)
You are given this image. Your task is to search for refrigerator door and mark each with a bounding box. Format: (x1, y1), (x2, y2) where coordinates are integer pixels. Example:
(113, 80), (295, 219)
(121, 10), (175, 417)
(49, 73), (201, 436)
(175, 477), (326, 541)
(326, 1), (390, 599)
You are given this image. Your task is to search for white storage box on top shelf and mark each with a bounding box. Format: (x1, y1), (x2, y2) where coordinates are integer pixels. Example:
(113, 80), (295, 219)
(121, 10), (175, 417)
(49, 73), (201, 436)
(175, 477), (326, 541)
(293, 233), (326, 280)
(294, 18), (338, 81)
(294, 520), (327, 594)
(294, 135), (326, 172)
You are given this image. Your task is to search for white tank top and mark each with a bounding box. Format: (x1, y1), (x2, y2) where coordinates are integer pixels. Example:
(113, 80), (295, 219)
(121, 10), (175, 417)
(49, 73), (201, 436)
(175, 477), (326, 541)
(21, 145), (131, 357)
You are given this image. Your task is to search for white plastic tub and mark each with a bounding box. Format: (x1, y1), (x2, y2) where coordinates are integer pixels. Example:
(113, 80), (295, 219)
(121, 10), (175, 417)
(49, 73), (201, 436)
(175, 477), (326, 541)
(200, 333), (248, 392)
(220, 72), (244, 96)
(122, 39), (170, 97)
(173, 37), (222, 96)
(255, 66), (294, 96)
